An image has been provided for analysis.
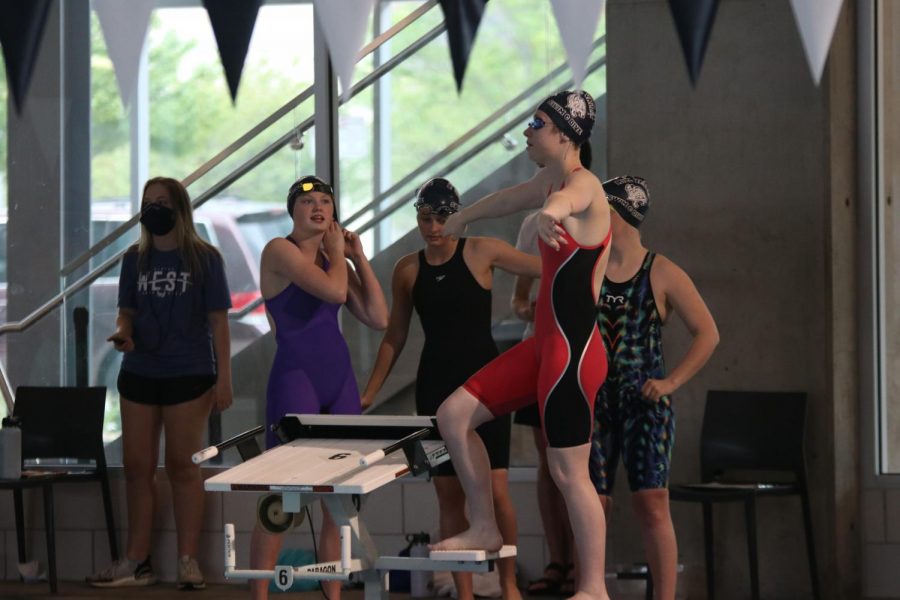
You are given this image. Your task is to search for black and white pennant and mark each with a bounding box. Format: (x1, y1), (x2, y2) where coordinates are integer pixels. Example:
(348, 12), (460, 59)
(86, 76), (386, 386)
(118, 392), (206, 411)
(203, 0), (263, 102)
(0, 0), (51, 113)
(667, 0), (720, 85)
(439, 0), (488, 93)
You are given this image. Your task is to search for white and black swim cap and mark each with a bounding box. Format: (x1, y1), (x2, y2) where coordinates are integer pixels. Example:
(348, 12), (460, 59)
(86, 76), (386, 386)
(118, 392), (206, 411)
(537, 90), (596, 145)
(603, 175), (649, 228)
(414, 177), (461, 216)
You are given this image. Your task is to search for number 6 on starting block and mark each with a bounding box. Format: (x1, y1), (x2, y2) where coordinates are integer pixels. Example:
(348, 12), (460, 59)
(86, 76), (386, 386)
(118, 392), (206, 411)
(274, 565), (293, 591)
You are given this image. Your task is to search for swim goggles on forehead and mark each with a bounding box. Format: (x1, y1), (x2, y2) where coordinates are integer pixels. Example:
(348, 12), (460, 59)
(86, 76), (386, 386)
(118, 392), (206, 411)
(527, 117), (546, 130)
(414, 200), (460, 216)
(295, 181), (333, 196)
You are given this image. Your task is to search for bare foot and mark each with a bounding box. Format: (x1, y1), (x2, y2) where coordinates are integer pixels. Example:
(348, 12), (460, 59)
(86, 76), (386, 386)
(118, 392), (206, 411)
(429, 526), (503, 552)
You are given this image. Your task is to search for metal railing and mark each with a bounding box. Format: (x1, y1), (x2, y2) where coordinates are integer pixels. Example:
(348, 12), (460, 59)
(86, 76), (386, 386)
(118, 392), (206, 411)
(0, 0), (443, 415)
(231, 46), (607, 319)
(60, 0), (440, 279)
(0, 4), (607, 415)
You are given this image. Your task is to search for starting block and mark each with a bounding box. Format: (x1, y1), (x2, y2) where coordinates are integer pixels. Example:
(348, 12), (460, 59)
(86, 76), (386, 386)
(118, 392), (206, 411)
(196, 414), (517, 599)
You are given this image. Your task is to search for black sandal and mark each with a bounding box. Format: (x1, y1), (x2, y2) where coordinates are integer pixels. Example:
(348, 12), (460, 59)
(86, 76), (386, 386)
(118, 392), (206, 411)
(527, 562), (566, 596)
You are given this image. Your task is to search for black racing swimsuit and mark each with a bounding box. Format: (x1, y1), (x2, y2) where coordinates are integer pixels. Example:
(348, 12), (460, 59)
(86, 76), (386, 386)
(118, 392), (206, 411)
(412, 238), (511, 473)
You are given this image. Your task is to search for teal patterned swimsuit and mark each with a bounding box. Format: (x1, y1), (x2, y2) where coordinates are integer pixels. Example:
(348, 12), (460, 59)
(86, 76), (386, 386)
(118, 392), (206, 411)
(589, 251), (675, 494)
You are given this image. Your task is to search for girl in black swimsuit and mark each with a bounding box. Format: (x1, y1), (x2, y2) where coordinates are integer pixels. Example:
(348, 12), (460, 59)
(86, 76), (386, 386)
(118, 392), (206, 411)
(362, 178), (539, 600)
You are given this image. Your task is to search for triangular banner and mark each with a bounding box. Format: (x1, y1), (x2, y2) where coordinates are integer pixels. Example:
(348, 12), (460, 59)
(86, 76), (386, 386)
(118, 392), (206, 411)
(789, 0), (844, 85)
(438, 0), (488, 92)
(0, 0), (52, 113)
(94, 0), (154, 109)
(667, 0), (720, 85)
(550, 0), (605, 91)
(314, 0), (376, 101)
(203, 0), (263, 102)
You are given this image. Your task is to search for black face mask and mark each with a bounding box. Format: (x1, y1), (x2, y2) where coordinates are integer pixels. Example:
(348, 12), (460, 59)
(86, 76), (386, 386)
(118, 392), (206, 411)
(140, 203), (176, 236)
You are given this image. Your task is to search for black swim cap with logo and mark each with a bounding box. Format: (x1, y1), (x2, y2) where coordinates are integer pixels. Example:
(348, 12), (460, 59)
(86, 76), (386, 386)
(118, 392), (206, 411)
(537, 90), (596, 145)
(287, 175), (335, 217)
(413, 177), (461, 216)
(603, 175), (650, 229)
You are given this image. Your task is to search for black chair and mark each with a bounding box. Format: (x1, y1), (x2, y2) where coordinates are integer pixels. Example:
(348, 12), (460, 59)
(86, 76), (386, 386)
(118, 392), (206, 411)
(669, 390), (820, 600)
(0, 386), (119, 592)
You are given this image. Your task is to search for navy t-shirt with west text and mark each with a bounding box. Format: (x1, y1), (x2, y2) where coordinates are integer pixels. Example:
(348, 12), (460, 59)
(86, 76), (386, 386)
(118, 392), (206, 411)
(117, 248), (231, 377)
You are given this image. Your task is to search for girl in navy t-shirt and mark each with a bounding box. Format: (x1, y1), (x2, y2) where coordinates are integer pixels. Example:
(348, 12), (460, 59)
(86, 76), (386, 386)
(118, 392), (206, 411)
(87, 177), (232, 590)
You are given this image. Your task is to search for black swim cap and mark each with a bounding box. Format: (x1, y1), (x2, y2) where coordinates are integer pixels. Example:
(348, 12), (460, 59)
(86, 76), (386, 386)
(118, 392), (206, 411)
(603, 175), (649, 228)
(287, 175), (334, 216)
(413, 178), (461, 216)
(537, 90), (596, 145)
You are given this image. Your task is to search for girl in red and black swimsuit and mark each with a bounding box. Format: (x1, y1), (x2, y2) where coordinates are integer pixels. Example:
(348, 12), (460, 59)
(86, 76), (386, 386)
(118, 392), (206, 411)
(433, 90), (613, 600)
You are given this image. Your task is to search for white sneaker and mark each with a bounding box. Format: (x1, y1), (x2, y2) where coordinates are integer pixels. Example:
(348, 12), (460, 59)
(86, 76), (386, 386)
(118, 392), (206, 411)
(87, 556), (157, 587)
(177, 555), (206, 590)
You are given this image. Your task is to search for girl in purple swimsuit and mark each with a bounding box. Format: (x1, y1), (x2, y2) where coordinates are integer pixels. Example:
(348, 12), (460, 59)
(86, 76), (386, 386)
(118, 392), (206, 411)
(249, 176), (388, 600)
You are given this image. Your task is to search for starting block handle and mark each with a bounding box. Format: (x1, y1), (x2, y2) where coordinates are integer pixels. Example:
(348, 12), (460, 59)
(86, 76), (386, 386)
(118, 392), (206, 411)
(193, 425), (265, 464)
(359, 427), (431, 466)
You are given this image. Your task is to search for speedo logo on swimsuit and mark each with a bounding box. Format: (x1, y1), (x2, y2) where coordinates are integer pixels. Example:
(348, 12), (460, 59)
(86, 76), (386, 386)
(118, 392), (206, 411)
(137, 269), (192, 297)
(435, 275), (446, 282)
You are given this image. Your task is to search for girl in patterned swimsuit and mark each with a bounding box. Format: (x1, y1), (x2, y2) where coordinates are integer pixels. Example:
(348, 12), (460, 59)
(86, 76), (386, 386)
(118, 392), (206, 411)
(591, 176), (719, 600)
(433, 90), (614, 600)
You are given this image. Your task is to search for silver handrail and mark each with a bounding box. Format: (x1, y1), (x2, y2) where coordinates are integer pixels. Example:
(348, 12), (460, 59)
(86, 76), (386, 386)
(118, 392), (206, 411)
(0, 15), (448, 332)
(23, 17), (447, 329)
(0, 10), (605, 415)
(0, 1), (442, 414)
(232, 51), (607, 320)
(357, 66), (606, 236)
(60, 0), (440, 278)
(342, 37), (607, 229)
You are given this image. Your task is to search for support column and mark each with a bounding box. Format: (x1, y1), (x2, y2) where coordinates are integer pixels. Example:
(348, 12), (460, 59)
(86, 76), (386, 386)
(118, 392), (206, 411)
(6, 0), (91, 387)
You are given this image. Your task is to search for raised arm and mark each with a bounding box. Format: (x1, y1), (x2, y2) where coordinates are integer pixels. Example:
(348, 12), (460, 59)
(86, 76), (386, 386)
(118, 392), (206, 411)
(343, 229), (389, 330)
(643, 256), (720, 402)
(470, 237), (541, 278)
(360, 255), (417, 409)
(261, 222), (348, 303)
(443, 173), (548, 239)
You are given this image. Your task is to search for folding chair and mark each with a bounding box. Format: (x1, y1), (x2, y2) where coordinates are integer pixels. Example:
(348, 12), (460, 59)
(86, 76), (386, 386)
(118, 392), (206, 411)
(669, 390), (819, 600)
(0, 386), (118, 592)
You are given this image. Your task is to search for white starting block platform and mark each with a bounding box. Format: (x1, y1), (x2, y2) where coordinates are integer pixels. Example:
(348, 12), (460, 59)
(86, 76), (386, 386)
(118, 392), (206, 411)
(197, 414), (517, 599)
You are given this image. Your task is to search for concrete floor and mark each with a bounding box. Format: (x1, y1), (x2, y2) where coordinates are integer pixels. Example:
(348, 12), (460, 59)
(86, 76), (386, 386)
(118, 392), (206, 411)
(0, 580), (647, 600)
(0, 583), (570, 600)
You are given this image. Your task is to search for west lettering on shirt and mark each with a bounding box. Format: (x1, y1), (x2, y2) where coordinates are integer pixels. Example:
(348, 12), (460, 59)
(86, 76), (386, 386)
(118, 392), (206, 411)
(137, 268), (192, 297)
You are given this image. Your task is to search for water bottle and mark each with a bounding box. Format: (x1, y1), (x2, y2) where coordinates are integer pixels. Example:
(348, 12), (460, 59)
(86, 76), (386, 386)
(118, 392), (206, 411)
(408, 532), (431, 598)
(0, 416), (22, 479)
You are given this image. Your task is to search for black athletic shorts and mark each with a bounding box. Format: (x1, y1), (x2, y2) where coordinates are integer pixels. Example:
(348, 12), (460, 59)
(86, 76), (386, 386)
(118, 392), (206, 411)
(118, 369), (217, 406)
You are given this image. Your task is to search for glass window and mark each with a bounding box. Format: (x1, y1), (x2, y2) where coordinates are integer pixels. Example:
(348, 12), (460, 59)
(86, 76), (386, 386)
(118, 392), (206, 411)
(879, 1), (900, 473)
(341, 0), (607, 254)
(0, 55), (6, 211)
